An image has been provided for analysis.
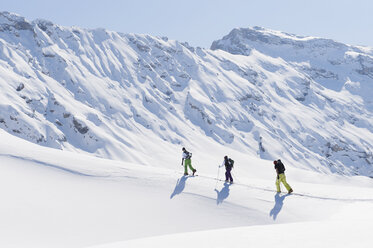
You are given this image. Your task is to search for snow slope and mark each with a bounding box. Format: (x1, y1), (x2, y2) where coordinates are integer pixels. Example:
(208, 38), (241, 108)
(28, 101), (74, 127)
(1, 12), (373, 176)
(1, 129), (372, 248)
(90, 212), (373, 248)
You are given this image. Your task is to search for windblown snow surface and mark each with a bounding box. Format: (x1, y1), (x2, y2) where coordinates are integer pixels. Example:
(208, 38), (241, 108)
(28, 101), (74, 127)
(0, 12), (373, 248)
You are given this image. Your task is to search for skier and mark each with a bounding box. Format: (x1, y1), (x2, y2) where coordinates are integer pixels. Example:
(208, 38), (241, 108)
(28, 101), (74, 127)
(273, 159), (293, 193)
(220, 155), (234, 183)
(181, 147), (196, 176)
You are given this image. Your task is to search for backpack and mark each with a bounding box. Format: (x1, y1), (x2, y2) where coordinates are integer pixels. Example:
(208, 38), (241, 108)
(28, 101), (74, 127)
(185, 151), (192, 159)
(228, 158), (234, 168)
(276, 159), (285, 173)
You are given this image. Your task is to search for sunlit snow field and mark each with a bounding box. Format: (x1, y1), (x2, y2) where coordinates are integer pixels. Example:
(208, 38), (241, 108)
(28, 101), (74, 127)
(1, 130), (372, 248)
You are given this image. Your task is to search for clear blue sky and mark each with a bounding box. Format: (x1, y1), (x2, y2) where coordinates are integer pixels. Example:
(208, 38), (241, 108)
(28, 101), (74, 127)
(2, 0), (372, 48)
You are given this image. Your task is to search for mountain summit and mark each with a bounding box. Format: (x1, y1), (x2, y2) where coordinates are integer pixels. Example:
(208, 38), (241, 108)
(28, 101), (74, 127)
(211, 26), (373, 94)
(0, 12), (372, 176)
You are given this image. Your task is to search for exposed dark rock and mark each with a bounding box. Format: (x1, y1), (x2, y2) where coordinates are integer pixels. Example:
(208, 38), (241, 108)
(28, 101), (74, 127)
(73, 118), (89, 134)
(16, 83), (25, 91)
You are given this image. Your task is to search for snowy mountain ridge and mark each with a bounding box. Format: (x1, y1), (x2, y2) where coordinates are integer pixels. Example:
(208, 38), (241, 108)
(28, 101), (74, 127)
(211, 26), (373, 95)
(1, 11), (373, 177)
(211, 26), (373, 57)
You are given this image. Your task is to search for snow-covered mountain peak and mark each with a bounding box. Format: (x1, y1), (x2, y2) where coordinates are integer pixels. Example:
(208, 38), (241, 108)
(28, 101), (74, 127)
(212, 26), (373, 99)
(0, 11), (34, 31)
(211, 26), (353, 55)
(0, 13), (373, 177)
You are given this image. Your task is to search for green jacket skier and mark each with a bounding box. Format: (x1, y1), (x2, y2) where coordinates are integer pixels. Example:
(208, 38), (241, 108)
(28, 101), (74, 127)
(274, 159), (293, 194)
(181, 147), (196, 176)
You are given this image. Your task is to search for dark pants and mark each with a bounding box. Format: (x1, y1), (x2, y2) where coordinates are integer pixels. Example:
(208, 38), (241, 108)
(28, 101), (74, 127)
(225, 168), (233, 182)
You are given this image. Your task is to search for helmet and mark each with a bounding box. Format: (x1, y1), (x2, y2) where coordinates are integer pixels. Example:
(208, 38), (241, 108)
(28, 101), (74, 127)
(182, 147), (186, 151)
(273, 160), (278, 165)
(224, 156), (228, 159)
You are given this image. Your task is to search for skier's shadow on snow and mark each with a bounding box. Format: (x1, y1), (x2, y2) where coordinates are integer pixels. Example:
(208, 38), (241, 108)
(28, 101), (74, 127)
(214, 182), (231, 205)
(170, 175), (189, 199)
(270, 192), (290, 220)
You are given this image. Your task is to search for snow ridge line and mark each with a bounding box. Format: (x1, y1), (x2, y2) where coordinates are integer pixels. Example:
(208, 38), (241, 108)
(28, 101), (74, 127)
(0, 154), (106, 177)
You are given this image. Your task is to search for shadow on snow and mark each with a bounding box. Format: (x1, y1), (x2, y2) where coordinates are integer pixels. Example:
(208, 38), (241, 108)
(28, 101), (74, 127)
(214, 182), (231, 205)
(170, 175), (189, 199)
(269, 192), (290, 220)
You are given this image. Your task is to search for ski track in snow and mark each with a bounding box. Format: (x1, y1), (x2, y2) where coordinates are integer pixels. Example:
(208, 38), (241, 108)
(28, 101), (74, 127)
(192, 174), (373, 202)
(5, 151), (371, 203)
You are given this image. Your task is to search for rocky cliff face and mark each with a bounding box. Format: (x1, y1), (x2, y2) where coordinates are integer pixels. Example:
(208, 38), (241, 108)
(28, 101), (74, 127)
(0, 12), (372, 176)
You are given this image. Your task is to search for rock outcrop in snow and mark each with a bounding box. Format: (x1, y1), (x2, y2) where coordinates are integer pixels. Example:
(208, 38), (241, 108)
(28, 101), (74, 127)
(0, 12), (372, 176)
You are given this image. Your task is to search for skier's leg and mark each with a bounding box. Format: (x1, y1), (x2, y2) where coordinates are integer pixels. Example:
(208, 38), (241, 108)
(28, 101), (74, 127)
(279, 174), (292, 191)
(187, 159), (196, 174)
(185, 159), (195, 174)
(184, 160), (188, 175)
(228, 169), (233, 182)
(188, 162), (195, 171)
(275, 177), (281, 192)
(225, 170), (229, 181)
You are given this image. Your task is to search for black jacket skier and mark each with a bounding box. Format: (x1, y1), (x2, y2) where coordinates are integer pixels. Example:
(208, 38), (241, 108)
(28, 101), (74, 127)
(273, 159), (293, 193)
(220, 156), (234, 183)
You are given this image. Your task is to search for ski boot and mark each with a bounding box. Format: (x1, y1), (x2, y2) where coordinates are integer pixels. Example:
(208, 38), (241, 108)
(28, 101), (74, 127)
(192, 169), (196, 176)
